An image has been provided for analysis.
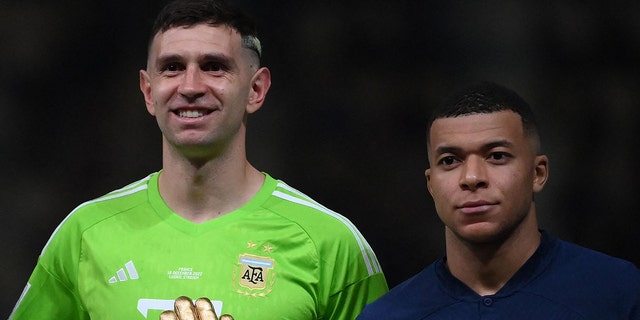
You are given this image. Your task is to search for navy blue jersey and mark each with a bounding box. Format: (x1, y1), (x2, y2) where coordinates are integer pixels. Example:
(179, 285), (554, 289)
(358, 231), (639, 320)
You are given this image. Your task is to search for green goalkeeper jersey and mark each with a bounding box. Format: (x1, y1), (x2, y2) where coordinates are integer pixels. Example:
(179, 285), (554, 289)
(11, 172), (388, 319)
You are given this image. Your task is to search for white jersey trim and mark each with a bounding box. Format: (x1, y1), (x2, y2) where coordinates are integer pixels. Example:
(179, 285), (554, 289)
(273, 181), (382, 276)
(8, 282), (31, 319)
(40, 175), (152, 256)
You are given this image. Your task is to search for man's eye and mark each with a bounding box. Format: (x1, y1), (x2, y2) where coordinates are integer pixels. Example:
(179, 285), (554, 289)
(202, 62), (223, 72)
(439, 156), (457, 166)
(489, 152), (510, 162)
(161, 63), (183, 72)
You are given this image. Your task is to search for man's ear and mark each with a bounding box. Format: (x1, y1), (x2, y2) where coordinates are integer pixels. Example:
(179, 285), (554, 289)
(246, 67), (271, 114)
(139, 70), (156, 116)
(533, 155), (549, 193)
(425, 168), (434, 196)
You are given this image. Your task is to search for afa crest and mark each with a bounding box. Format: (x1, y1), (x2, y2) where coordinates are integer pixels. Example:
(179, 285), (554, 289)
(234, 254), (275, 296)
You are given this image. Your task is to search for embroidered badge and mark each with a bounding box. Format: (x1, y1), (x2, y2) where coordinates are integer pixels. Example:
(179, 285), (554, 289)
(233, 248), (275, 297)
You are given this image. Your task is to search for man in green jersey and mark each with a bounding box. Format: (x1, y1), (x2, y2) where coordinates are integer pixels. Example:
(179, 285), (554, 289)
(10, 0), (388, 319)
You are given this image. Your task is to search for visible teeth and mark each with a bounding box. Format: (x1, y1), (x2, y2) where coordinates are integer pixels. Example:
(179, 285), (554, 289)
(178, 110), (205, 118)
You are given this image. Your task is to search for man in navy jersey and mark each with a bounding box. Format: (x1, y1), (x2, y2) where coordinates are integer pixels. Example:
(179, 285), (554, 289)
(358, 81), (639, 319)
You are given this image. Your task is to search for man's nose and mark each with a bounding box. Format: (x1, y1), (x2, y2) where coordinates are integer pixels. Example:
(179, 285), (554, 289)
(459, 156), (488, 191)
(178, 66), (206, 99)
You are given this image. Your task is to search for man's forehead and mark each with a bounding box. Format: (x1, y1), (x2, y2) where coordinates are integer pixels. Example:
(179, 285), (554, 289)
(428, 112), (526, 148)
(151, 24), (241, 52)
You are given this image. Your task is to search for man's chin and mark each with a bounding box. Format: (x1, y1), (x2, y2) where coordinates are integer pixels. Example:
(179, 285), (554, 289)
(452, 224), (510, 245)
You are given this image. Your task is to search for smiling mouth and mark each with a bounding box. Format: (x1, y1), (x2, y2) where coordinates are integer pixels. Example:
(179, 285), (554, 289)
(175, 110), (211, 118)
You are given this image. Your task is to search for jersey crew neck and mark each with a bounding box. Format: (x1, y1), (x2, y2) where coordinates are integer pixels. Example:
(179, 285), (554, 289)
(147, 172), (277, 236)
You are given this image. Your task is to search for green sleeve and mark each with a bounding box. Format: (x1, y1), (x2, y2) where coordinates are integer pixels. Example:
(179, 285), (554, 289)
(10, 262), (89, 320)
(323, 272), (388, 320)
(12, 207), (89, 320)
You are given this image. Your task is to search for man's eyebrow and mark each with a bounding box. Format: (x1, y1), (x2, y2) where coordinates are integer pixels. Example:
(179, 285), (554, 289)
(200, 53), (232, 62)
(434, 146), (462, 156)
(200, 53), (236, 68)
(485, 139), (514, 150)
(434, 140), (514, 155)
(154, 53), (234, 67)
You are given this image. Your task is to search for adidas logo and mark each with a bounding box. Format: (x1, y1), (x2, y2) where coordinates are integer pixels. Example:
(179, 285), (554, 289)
(108, 260), (139, 283)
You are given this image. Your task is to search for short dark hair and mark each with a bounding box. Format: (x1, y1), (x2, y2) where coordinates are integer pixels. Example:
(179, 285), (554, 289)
(427, 81), (540, 151)
(148, 0), (262, 59)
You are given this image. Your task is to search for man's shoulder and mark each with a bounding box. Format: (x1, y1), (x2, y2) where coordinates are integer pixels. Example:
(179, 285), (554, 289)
(262, 177), (382, 267)
(358, 262), (447, 319)
(541, 235), (640, 294)
(263, 177), (353, 230)
(38, 174), (156, 262)
(388, 262), (443, 296)
(521, 234), (640, 317)
(553, 237), (638, 273)
(64, 174), (155, 227)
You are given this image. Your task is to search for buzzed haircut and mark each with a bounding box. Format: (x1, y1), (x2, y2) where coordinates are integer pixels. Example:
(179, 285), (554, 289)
(148, 0), (262, 59)
(427, 81), (540, 150)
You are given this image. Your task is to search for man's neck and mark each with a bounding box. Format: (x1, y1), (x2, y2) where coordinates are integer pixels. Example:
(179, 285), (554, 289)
(444, 215), (541, 296)
(158, 147), (265, 223)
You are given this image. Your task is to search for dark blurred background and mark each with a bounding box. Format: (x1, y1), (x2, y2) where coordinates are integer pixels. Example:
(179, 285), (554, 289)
(2, 0), (639, 317)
